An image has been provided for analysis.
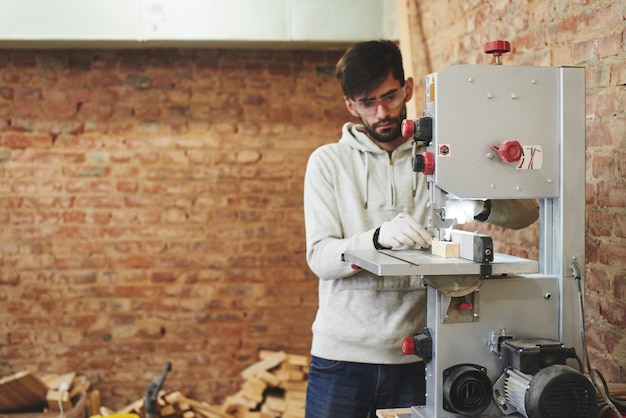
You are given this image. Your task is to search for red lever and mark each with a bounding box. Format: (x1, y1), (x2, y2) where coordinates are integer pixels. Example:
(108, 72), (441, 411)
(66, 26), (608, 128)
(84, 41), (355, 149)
(492, 140), (523, 163)
(484, 40), (511, 64)
(458, 302), (474, 311)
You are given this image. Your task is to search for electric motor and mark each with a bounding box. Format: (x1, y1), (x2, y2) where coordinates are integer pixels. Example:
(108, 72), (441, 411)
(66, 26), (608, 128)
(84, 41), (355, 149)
(503, 365), (597, 418)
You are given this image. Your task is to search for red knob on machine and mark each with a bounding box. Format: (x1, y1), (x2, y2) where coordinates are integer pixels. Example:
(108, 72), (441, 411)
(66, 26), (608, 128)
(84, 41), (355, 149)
(458, 302), (474, 311)
(485, 40), (511, 64)
(401, 119), (415, 138)
(422, 152), (435, 175)
(484, 40), (511, 57)
(493, 140), (523, 163)
(412, 152), (435, 175)
(402, 337), (415, 355)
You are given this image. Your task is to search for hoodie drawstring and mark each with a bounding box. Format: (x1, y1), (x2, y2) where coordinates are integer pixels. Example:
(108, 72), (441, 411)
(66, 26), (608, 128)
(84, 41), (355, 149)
(364, 152), (369, 209)
(387, 152), (396, 207)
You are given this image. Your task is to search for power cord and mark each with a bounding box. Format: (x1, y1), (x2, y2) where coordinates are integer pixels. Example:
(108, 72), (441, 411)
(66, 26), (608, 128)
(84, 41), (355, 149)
(571, 261), (625, 418)
(57, 383), (69, 418)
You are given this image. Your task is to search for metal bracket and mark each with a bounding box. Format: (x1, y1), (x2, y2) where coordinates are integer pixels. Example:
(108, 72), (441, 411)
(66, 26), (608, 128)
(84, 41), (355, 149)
(440, 289), (480, 324)
(565, 254), (584, 278)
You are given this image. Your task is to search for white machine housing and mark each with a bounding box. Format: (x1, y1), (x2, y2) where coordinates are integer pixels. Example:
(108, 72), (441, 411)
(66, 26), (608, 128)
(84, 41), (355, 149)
(343, 60), (588, 418)
(416, 63), (586, 417)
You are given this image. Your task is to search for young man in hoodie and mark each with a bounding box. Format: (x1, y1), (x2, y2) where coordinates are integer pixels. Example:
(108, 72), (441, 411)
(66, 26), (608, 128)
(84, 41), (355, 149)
(303, 40), (538, 418)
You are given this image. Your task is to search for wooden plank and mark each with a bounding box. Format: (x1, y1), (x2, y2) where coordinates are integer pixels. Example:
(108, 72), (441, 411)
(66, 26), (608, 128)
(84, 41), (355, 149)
(0, 371), (48, 413)
(255, 371), (280, 387)
(42, 373), (75, 391)
(165, 392), (234, 418)
(376, 408), (411, 418)
(88, 390), (101, 417)
(285, 354), (309, 368)
(396, 0), (417, 119)
(240, 351), (286, 380)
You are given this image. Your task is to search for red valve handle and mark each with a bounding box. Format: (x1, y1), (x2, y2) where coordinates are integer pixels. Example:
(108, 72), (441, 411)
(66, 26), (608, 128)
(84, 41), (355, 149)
(492, 140), (523, 163)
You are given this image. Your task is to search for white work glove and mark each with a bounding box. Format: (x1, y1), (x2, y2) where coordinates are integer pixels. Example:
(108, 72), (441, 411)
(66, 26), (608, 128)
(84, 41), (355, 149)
(444, 200), (486, 224)
(377, 213), (432, 250)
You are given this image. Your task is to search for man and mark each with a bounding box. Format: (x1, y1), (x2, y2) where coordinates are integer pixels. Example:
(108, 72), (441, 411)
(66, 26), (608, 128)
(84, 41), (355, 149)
(303, 40), (538, 418)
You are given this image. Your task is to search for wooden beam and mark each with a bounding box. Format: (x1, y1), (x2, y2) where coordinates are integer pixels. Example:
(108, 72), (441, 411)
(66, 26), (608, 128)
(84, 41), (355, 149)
(397, 0), (418, 119)
(397, 0), (432, 118)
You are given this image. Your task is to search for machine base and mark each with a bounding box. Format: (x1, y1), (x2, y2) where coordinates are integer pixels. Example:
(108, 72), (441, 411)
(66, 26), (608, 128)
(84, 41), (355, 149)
(411, 405), (524, 418)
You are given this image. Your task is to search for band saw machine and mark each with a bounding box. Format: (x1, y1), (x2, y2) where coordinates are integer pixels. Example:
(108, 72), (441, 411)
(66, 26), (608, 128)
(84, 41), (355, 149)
(343, 41), (597, 418)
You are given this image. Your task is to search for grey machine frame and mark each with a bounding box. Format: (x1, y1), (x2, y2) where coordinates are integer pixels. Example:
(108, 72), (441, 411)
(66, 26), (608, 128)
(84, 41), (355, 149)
(343, 62), (585, 418)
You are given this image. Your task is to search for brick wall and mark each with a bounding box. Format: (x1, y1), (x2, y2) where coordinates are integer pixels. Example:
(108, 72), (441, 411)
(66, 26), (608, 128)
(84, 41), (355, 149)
(0, 48), (347, 408)
(1, 0), (624, 411)
(406, 0), (625, 382)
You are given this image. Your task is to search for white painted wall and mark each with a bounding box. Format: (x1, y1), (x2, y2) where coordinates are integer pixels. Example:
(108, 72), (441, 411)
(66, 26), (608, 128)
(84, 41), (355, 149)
(0, 0), (398, 48)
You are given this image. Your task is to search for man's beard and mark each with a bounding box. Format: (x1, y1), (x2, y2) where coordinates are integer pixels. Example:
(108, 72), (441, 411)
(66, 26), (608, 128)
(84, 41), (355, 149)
(361, 106), (407, 143)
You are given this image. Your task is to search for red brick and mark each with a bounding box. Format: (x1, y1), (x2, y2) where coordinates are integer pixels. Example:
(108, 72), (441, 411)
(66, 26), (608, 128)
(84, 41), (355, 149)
(595, 89), (621, 118)
(549, 13), (589, 44)
(589, 150), (615, 178)
(613, 213), (626, 239)
(590, 353), (625, 382)
(586, 264), (611, 294)
(597, 32), (623, 59)
(79, 102), (114, 119)
(12, 103), (45, 118)
(587, 1), (625, 34)
(596, 182), (626, 207)
(612, 59), (626, 86)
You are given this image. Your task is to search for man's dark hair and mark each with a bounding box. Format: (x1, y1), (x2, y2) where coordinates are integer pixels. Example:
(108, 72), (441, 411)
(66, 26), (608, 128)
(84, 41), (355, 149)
(336, 40), (406, 99)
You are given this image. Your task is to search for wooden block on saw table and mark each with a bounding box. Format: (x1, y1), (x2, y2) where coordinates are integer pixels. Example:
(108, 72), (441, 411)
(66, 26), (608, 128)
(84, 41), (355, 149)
(431, 239), (460, 258)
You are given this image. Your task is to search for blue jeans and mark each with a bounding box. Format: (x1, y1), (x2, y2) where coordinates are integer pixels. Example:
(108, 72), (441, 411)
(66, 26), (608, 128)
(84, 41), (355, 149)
(305, 356), (426, 418)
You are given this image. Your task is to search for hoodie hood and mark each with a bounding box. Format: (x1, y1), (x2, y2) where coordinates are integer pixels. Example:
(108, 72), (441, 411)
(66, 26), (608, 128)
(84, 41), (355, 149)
(338, 122), (413, 154)
(339, 122), (416, 208)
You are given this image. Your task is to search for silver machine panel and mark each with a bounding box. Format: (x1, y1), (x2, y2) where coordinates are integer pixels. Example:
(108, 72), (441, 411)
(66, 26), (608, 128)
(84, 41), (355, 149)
(414, 276), (560, 417)
(427, 65), (560, 199)
(343, 55), (586, 418)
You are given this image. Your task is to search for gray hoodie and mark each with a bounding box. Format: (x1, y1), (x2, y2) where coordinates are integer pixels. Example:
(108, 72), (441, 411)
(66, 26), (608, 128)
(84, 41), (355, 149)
(304, 122), (538, 364)
(304, 122), (430, 364)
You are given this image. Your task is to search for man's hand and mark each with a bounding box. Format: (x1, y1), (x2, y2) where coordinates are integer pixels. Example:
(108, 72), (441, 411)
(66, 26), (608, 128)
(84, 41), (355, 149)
(378, 213), (432, 250)
(445, 200), (486, 224)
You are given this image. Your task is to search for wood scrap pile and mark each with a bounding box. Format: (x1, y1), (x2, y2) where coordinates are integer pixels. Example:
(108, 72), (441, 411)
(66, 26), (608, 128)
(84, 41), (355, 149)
(0, 370), (91, 417)
(105, 391), (233, 418)
(222, 350), (309, 418)
(105, 351), (309, 418)
(0, 351), (309, 418)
